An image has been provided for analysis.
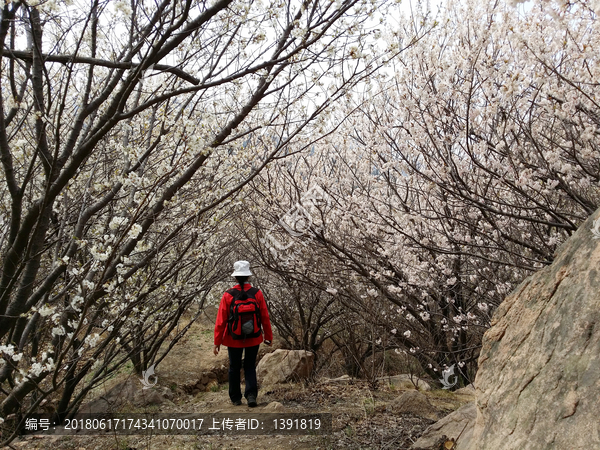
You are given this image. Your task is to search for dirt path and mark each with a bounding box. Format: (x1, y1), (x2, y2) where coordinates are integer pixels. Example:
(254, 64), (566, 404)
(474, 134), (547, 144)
(3, 313), (470, 450)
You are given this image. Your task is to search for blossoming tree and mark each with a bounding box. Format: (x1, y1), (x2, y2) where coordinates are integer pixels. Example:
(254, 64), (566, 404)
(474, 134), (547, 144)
(248, 0), (600, 383)
(0, 0), (384, 437)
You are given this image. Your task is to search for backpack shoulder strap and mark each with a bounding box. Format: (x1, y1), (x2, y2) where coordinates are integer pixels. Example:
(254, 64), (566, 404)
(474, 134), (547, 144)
(226, 288), (239, 298)
(226, 288), (239, 324)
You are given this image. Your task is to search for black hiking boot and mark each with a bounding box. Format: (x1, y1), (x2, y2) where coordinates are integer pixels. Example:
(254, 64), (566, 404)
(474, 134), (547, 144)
(232, 399), (242, 406)
(247, 394), (257, 407)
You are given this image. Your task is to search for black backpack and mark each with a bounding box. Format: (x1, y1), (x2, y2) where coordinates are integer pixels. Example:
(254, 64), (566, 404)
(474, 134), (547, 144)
(227, 285), (262, 340)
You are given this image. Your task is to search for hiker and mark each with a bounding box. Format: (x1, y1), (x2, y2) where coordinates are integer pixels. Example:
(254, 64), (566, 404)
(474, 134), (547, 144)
(213, 260), (273, 407)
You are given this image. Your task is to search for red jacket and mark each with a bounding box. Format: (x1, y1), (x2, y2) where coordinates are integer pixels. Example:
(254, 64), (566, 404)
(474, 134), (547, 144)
(214, 284), (273, 348)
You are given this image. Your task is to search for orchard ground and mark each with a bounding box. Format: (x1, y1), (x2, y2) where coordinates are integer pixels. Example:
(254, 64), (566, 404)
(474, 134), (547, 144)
(3, 310), (473, 450)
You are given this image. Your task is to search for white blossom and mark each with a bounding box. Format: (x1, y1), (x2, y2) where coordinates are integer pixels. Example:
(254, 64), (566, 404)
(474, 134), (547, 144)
(90, 245), (111, 261)
(38, 304), (55, 317)
(128, 224), (143, 239)
(85, 333), (100, 348)
(29, 363), (44, 377)
(0, 344), (15, 357)
(70, 295), (84, 311)
(109, 216), (128, 230)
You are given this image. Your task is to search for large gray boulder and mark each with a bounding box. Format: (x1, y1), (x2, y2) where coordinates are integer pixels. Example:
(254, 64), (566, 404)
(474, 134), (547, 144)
(256, 349), (314, 385)
(464, 209), (600, 449)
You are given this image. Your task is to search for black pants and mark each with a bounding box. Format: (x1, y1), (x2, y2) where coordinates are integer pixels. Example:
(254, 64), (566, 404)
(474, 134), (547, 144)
(227, 345), (260, 402)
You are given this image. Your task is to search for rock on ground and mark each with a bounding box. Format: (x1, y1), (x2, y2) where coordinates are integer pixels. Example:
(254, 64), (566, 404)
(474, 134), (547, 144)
(411, 401), (476, 450)
(79, 378), (174, 413)
(465, 208), (600, 449)
(378, 374), (431, 391)
(454, 384), (476, 400)
(390, 390), (440, 421)
(263, 401), (286, 412)
(322, 374), (353, 383)
(256, 349), (314, 385)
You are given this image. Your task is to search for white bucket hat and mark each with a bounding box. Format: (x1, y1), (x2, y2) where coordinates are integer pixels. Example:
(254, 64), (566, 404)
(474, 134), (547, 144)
(231, 260), (252, 277)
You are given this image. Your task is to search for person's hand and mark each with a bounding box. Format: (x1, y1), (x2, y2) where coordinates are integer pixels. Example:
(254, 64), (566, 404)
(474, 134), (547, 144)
(264, 340), (272, 346)
(213, 344), (220, 356)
